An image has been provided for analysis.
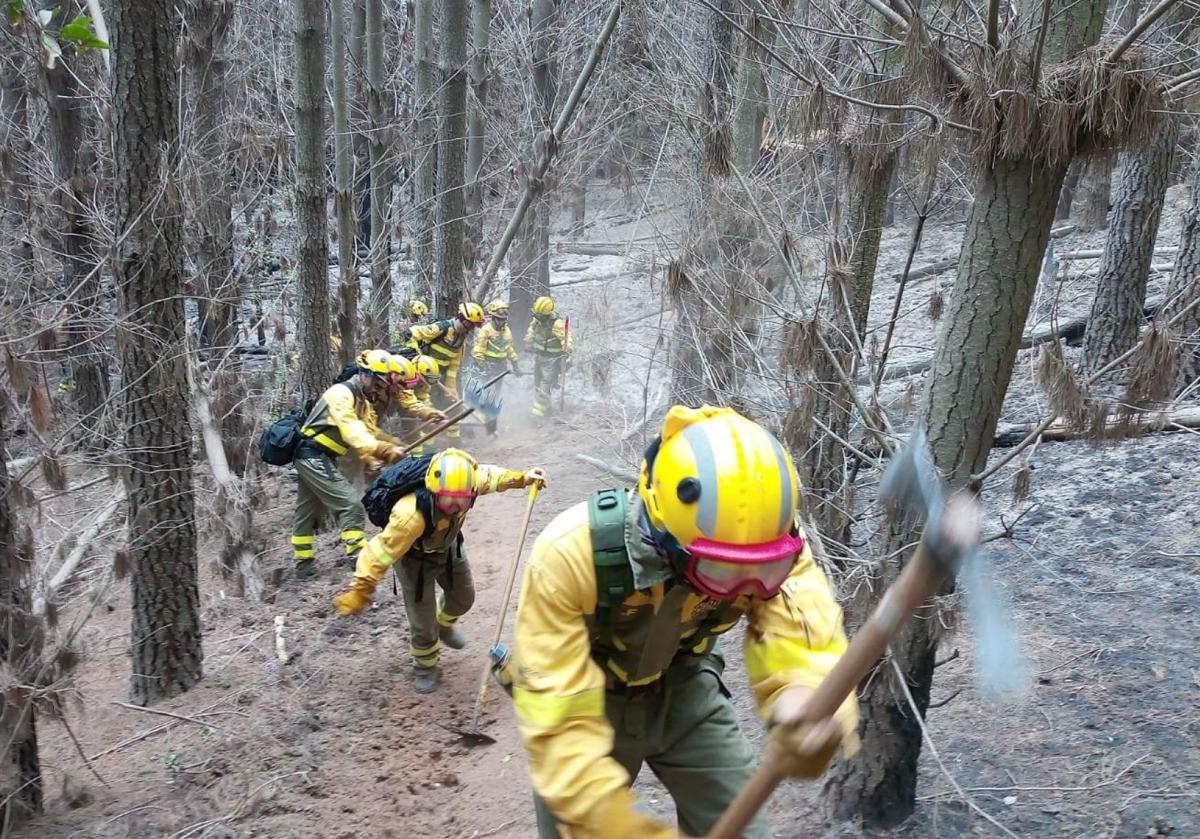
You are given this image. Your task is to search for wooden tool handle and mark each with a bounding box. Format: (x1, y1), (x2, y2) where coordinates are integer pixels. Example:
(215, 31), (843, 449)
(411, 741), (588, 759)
(402, 369), (512, 444)
(469, 483), (541, 731)
(400, 408), (475, 456)
(707, 545), (948, 839)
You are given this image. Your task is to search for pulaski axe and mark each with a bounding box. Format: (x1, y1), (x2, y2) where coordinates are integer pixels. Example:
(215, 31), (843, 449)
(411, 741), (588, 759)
(708, 428), (1025, 839)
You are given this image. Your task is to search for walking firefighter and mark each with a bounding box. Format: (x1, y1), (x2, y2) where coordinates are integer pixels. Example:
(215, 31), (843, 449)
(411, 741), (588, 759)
(472, 300), (523, 434)
(524, 295), (572, 419)
(408, 302), (487, 438)
(291, 350), (412, 580)
(334, 449), (548, 694)
(491, 405), (858, 837)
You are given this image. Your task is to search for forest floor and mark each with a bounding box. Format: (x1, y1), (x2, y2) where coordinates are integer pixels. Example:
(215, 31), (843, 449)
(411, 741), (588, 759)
(23, 403), (1200, 839)
(19, 185), (1200, 837)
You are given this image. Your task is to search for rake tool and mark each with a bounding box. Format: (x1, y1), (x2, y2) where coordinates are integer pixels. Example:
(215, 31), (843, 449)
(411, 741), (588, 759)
(399, 377), (504, 457)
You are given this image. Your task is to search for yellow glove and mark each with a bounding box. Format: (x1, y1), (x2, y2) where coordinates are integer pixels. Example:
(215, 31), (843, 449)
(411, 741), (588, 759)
(524, 467), (548, 489)
(766, 687), (857, 779)
(333, 577), (377, 616)
(584, 788), (676, 838)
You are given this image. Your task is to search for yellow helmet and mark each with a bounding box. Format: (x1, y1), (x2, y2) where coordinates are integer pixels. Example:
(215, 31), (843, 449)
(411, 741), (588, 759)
(408, 299), (429, 318)
(387, 353), (418, 384)
(425, 448), (479, 513)
(533, 296), (556, 317)
(356, 348), (392, 376)
(415, 354), (441, 381)
(486, 300), (509, 318)
(637, 406), (802, 599)
(458, 302), (486, 325)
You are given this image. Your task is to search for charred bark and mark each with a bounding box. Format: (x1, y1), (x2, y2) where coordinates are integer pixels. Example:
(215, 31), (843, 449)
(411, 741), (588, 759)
(1082, 121), (1176, 375)
(292, 0), (333, 406)
(112, 0), (203, 704)
(412, 0), (438, 299)
(0, 393), (42, 827)
(435, 0), (469, 311)
(464, 0), (492, 270)
(1167, 160), (1200, 389)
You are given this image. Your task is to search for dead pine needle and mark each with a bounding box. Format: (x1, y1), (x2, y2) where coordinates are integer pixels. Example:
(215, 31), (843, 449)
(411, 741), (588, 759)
(926, 286), (945, 321)
(1033, 339), (1093, 431)
(1124, 321), (1175, 409)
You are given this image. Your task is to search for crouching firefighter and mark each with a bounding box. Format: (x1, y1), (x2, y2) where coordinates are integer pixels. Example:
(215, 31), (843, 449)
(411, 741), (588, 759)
(291, 349), (409, 580)
(492, 406), (859, 838)
(334, 449), (547, 694)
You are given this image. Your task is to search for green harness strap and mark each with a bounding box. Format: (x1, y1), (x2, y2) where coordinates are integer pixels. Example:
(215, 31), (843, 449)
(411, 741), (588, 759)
(587, 488), (633, 644)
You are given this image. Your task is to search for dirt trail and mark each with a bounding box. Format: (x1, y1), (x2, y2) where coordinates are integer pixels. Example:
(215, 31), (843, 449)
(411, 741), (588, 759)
(26, 399), (624, 839)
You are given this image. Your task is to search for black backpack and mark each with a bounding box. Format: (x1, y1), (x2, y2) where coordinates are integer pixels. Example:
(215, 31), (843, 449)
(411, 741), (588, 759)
(362, 454), (436, 527)
(258, 408), (306, 466)
(334, 361), (358, 384)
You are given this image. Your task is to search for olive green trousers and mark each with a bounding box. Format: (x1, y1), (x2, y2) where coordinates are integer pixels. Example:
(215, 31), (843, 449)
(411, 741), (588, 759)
(534, 661), (768, 838)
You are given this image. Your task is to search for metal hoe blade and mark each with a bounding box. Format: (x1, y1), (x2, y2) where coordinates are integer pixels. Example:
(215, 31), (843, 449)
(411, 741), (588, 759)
(462, 378), (503, 420)
(436, 721), (496, 747)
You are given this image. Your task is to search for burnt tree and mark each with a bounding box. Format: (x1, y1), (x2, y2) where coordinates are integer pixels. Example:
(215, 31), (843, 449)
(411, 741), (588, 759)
(112, 0), (204, 704)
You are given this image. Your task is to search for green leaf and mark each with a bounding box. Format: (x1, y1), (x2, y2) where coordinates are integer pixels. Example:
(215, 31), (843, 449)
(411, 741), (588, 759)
(5, 0), (23, 29)
(58, 13), (107, 50)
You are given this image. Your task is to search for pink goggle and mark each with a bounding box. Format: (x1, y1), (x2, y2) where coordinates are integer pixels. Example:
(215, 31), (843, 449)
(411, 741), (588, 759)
(433, 490), (476, 515)
(680, 533), (805, 600)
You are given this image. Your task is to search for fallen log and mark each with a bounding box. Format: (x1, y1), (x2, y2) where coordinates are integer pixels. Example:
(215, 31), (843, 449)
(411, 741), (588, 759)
(875, 295), (1166, 382)
(554, 241), (660, 257)
(574, 454), (638, 483)
(1057, 246), (1177, 262)
(992, 406), (1200, 447)
(892, 224), (1078, 284)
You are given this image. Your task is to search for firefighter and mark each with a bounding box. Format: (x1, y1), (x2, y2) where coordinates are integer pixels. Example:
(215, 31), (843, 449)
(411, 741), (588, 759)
(472, 301), (522, 435)
(524, 296), (572, 419)
(407, 299), (430, 325)
(333, 449), (548, 694)
(409, 302), (486, 438)
(493, 406), (858, 837)
(398, 355), (444, 456)
(291, 349), (408, 580)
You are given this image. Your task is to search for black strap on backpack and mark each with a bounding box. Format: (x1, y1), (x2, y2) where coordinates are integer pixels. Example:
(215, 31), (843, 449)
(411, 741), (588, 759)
(588, 488), (633, 641)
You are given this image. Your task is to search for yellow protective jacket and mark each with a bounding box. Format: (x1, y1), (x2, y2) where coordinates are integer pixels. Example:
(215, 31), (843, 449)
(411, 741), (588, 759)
(411, 319), (472, 382)
(396, 387), (441, 421)
(301, 380), (399, 460)
(524, 317), (573, 357)
(353, 466), (531, 583)
(510, 491), (855, 837)
(472, 322), (518, 363)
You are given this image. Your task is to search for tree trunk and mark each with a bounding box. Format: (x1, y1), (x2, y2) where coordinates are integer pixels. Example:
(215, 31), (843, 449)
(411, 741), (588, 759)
(412, 0), (438, 299)
(184, 0), (246, 476)
(1056, 157), (1083, 220)
(464, 0), (492, 270)
(731, 3), (775, 173)
(36, 1), (109, 424)
(669, 0), (735, 407)
(802, 102), (900, 548)
(365, 0), (390, 340)
(0, 394), (42, 828)
(112, 0), (204, 705)
(1082, 121), (1176, 375)
(350, 0), (371, 251)
(824, 0), (1107, 820)
(510, 0), (558, 340)
(1167, 159), (1200, 390)
(435, 0), (469, 310)
(293, 0), (333, 406)
(1073, 152), (1112, 230)
(331, 0), (357, 363)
